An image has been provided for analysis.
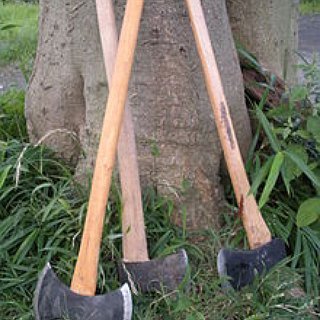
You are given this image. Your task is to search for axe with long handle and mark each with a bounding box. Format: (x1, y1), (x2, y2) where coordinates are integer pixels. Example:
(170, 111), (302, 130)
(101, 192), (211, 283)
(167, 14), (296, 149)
(34, 0), (144, 318)
(96, 0), (188, 293)
(185, 0), (286, 289)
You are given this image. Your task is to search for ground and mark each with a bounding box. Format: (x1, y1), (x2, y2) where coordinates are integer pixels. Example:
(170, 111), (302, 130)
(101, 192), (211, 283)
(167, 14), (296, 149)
(299, 14), (320, 68)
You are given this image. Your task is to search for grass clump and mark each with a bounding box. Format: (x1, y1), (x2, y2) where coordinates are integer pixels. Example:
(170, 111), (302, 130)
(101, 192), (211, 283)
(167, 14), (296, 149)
(0, 2), (319, 319)
(0, 89), (27, 141)
(0, 139), (317, 319)
(300, 0), (320, 14)
(0, 2), (39, 79)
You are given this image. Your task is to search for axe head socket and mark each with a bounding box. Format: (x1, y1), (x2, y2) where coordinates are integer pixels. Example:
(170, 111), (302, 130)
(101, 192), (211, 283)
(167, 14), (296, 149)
(217, 238), (286, 290)
(118, 249), (188, 293)
(34, 263), (132, 320)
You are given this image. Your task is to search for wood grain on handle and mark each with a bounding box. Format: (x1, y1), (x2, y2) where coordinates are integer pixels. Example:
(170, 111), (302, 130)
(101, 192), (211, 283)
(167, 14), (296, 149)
(71, 0), (144, 296)
(96, 0), (148, 262)
(185, 0), (271, 249)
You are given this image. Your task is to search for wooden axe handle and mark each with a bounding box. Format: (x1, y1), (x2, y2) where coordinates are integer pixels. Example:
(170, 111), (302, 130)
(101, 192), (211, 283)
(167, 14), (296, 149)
(95, 0), (148, 262)
(71, 0), (144, 295)
(185, 0), (271, 249)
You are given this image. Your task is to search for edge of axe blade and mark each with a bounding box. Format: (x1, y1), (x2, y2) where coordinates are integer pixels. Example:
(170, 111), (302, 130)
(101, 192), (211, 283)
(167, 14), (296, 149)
(217, 238), (287, 290)
(33, 262), (51, 320)
(34, 263), (133, 320)
(119, 249), (189, 293)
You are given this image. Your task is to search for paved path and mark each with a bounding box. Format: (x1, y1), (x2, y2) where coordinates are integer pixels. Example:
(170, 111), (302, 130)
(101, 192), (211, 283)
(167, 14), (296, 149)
(0, 64), (26, 94)
(299, 14), (320, 55)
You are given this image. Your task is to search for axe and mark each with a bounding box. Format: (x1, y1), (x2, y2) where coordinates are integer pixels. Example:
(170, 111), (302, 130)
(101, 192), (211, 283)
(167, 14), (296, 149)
(184, 0), (286, 290)
(34, 0), (144, 318)
(95, 0), (188, 293)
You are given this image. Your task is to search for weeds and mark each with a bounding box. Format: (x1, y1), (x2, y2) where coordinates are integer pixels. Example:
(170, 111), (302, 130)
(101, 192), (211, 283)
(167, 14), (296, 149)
(300, 0), (320, 14)
(0, 89), (27, 141)
(243, 55), (320, 298)
(0, 2), (319, 319)
(0, 139), (317, 319)
(0, 2), (38, 80)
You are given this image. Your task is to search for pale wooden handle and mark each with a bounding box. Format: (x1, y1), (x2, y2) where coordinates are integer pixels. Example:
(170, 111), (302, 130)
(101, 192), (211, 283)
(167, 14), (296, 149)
(71, 0), (144, 295)
(96, 0), (148, 262)
(185, 0), (271, 249)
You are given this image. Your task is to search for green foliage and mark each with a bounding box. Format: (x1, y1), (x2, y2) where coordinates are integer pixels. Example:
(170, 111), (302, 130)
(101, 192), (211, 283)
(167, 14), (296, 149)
(246, 57), (320, 297)
(0, 89), (28, 141)
(0, 140), (317, 319)
(0, 2), (39, 80)
(300, 0), (320, 14)
(296, 198), (320, 227)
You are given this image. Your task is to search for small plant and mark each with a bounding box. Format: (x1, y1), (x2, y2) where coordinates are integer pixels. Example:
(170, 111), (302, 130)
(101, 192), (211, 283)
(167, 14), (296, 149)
(244, 55), (320, 298)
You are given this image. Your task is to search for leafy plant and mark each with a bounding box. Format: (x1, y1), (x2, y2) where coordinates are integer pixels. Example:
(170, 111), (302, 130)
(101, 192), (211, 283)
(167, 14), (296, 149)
(0, 89), (27, 141)
(245, 55), (320, 297)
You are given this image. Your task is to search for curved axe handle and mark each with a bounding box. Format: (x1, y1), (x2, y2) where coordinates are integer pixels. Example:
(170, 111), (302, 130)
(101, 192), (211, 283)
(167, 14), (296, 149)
(185, 0), (271, 249)
(71, 0), (145, 296)
(95, 0), (148, 262)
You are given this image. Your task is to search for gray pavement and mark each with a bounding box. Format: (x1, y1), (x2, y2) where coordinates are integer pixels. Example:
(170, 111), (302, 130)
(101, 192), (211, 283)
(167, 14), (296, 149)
(299, 14), (320, 55)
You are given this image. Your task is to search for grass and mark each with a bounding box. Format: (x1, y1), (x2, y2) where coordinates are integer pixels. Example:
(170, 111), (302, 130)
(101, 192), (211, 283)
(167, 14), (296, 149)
(0, 140), (317, 319)
(0, 89), (27, 141)
(300, 0), (320, 14)
(0, 2), (39, 79)
(0, 2), (319, 319)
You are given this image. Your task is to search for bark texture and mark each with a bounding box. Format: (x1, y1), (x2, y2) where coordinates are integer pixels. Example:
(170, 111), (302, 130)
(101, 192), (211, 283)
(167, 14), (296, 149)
(226, 0), (299, 85)
(26, 0), (251, 229)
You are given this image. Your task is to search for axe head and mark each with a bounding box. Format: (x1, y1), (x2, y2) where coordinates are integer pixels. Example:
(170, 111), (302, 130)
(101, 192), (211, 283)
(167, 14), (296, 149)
(34, 263), (132, 320)
(217, 238), (286, 290)
(118, 249), (188, 293)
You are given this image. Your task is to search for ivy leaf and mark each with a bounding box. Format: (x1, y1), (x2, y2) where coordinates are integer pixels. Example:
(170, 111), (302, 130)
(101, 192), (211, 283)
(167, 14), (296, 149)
(296, 198), (320, 227)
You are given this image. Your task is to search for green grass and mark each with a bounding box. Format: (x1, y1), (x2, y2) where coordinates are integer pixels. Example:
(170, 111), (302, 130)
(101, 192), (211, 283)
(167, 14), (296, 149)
(0, 146), (310, 315)
(300, 0), (320, 14)
(0, 140), (317, 319)
(0, 2), (319, 319)
(0, 3), (38, 79)
(0, 89), (27, 141)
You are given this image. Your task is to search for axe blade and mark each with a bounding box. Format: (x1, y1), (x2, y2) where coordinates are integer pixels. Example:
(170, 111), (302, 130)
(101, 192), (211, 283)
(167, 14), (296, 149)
(118, 249), (188, 293)
(34, 263), (132, 320)
(217, 238), (286, 290)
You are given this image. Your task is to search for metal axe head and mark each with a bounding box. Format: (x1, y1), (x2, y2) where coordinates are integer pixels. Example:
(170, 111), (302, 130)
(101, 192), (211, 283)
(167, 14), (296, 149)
(217, 238), (286, 290)
(118, 249), (188, 293)
(34, 263), (132, 320)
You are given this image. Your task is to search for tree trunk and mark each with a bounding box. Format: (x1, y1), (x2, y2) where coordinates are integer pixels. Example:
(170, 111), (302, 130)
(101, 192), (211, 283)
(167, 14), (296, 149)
(226, 0), (299, 85)
(26, 0), (252, 230)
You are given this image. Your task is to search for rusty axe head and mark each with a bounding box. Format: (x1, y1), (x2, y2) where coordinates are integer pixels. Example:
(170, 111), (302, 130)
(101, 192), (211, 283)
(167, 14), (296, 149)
(118, 249), (188, 293)
(217, 238), (286, 290)
(34, 264), (132, 320)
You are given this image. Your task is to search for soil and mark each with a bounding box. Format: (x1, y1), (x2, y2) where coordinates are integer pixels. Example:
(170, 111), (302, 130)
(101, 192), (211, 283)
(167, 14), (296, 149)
(0, 64), (26, 94)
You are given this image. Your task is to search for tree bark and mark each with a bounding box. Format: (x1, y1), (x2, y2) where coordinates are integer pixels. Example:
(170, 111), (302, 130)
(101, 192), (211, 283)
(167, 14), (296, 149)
(26, 0), (252, 229)
(226, 0), (299, 85)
